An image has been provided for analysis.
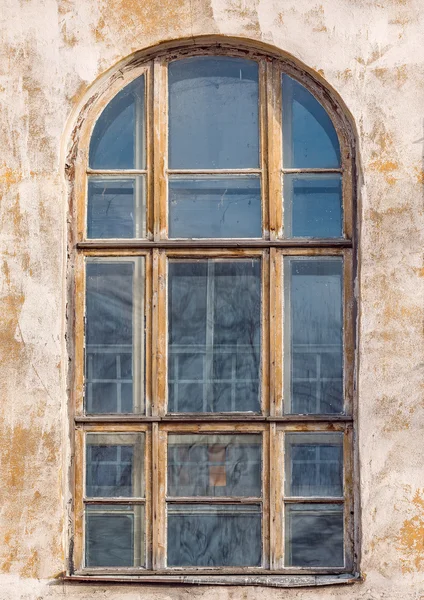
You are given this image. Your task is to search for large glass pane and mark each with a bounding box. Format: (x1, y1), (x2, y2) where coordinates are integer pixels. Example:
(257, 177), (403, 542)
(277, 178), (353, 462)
(86, 433), (144, 498)
(87, 177), (146, 238)
(284, 258), (343, 414)
(169, 57), (259, 169)
(169, 176), (261, 239)
(284, 174), (342, 238)
(168, 434), (261, 497)
(285, 433), (343, 497)
(89, 75), (145, 169)
(85, 504), (144, 567)
(168, 260), (261, 413)
(85, 259), (144, 414)
(285, 504), (344, 567)
(282, 75), (340, 168)
(167, 504), (261, 566)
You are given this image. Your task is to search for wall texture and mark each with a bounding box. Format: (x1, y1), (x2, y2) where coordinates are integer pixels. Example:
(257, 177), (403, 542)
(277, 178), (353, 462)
(0, 0), (423, 598)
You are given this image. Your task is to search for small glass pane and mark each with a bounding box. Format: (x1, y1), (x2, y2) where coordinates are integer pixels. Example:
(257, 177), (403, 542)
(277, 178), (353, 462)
(85, 259), (144, 414)
(284, 258), (343, 414)
(167, 504), (261, 567)
(284, 174), (342, 238)
(87, 177), (146, 238)
(86, 433), (144, 498)
(168, 260), (261, 413)
(282, 75), (340, 168)
(168, 434), (261, 497)
(89, 75), (145, 169)
(285, 504), (344, 567)
(285, 433), (343, 497)
(169, 57), (259, 169)
(169, 176), (261, 238)
(85, 504), (144, 567)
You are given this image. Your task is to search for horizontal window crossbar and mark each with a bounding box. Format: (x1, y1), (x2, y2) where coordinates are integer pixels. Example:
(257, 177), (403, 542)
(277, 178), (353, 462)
(165, 497), (262, 503)
(77, 239), (352, 249)
(284, 497), (344, 504)
(84, 498), (146, 504)
(75, 415), (353, 423)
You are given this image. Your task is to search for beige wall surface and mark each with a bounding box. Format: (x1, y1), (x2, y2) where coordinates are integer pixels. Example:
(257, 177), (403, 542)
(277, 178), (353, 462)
(0, 0), (423, 598)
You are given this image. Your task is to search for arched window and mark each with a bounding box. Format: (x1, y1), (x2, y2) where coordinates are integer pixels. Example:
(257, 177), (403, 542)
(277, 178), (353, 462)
(70, 42), (356, 586)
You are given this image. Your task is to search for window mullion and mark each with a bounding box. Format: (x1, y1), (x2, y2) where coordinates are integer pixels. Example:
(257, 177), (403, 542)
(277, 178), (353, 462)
(153, 57), (168, 241)
(152, 422), (167, 569)
(266, 60), (283, 240)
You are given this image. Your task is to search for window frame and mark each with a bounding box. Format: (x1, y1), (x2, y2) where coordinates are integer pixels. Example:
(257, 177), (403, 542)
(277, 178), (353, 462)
(67, 40), (358, 586)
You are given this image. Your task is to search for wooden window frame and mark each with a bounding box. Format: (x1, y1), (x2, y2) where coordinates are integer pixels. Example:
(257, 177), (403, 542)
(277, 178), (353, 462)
(67, 40), (358, 587)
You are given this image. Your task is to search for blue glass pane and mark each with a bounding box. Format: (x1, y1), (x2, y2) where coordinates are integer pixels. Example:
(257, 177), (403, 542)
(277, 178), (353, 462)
(285, 432), (343, 497)
(169, 176), (261, 238)
(167, 504), (261, 566)
(284, 174), (342, 237)
(169, 57), (259, 168)
(87, 177), (146, 239)
(85, 504), (144, 567)
(284, 258), (343, 415)
(285, 504), (344, 567)
(283, 75), (340, 168)
(89, 76), (145, 169)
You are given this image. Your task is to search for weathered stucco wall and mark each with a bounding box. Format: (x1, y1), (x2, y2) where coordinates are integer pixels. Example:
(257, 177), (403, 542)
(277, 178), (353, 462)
(0, 0), (423, 598)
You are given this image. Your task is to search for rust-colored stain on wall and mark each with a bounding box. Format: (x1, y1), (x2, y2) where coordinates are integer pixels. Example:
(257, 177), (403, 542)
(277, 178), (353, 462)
(398, 490), (424, 573)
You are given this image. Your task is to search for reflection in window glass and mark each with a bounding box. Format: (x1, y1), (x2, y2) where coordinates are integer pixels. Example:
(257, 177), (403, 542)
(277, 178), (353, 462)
(282, 75), (340, 168)
(89, 75), (145, 170)
(169, 57), (259, 169)
(284, 174), (342, 238)
(86, 433), (144, 498)
(168, 434), (261, 497)
(87, 177), (146, 239)
(284, 258), (343, 414)
(169, 176), (261, 239)
(85, 259), (144, 414)
(85, 504), (144, 567)
(285, 433), (343, 497)
(285, 504), (344, 567)
(167, 504), (261, 566)
(168, 260), (261, 413)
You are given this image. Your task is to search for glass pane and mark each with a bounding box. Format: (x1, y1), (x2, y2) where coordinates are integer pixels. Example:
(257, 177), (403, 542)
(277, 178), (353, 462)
(87, 177), (146, 238)
(282, 75), (340, 168)
(169, 57), (259, 169)
(284, 174), (342, 238)
(86, 433), (144, 498)
(285, 433), (343, 497)
(169, 176), (261, 238)
(89, 75), (145, 169)
(284, 258), (343, 414)
(167, 504), (261, 566)
(85, 259), (144, 414)
(85, 504), (144, 567)
(285, 504), (344, 567)
(168, 434), (261, 497)
(168, 260), (261, 413)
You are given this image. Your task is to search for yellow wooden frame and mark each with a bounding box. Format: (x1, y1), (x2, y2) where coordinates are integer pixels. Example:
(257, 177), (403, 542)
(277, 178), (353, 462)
(68, 42), (357, 582)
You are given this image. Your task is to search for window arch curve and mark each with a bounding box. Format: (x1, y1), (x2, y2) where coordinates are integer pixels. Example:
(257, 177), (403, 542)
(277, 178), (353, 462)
(69, 40), (357, 586)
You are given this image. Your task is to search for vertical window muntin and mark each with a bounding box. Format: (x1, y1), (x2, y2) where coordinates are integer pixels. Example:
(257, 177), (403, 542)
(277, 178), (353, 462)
(73, 47), (355, 577)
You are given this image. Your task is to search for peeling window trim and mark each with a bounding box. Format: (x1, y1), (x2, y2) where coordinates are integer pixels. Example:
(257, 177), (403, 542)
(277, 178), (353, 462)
(66, 37), (359, 587)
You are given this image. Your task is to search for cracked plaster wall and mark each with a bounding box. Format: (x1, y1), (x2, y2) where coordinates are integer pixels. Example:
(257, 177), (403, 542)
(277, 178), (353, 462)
(0, 0), (423, 598)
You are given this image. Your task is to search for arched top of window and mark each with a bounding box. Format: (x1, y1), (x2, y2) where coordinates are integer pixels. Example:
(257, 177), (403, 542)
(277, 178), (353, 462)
(72, 44), (354, 243)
